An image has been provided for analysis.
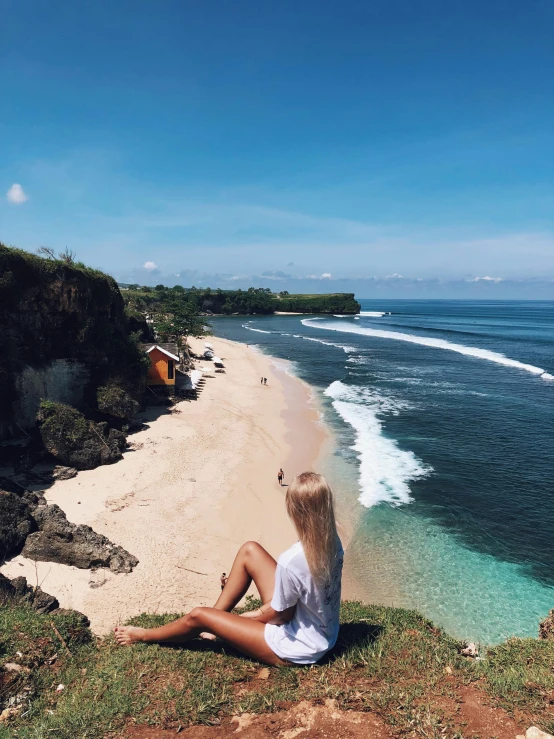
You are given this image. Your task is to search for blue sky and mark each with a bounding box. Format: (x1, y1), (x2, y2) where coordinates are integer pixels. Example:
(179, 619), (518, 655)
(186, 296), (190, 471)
(2, 0), (553, 297)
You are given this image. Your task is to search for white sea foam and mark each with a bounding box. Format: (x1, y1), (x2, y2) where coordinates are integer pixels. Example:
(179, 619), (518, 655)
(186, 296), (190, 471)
(303, 320), (553, 381)
(346, 356), (370, 365)
(333, 314), (349, 318)
(359, 311), (390, 317)
(242, 325), (273, 334)
(324, 380), (431, 507)
(300, 336), (357, 353)
(270, 357), (299, 378)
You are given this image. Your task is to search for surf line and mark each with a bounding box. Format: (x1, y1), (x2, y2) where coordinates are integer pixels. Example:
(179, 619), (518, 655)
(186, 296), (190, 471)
(242, 325), (273, 334)
(302, 319), (554, 381)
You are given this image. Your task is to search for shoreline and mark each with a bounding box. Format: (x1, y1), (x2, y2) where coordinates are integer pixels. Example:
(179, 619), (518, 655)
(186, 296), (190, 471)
(1, 337), (327, 634)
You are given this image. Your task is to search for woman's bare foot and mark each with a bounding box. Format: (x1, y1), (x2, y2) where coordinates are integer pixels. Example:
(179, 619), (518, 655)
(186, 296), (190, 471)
(199, 631), (216, 640)
(114, 625), (147, 645)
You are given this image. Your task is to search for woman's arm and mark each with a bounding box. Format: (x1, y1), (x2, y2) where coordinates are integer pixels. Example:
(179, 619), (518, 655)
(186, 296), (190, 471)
(240, 602), (296, 625)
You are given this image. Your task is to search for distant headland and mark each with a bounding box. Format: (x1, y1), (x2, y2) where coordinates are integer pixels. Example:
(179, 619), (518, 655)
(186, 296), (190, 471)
(119, 283), (361, 317)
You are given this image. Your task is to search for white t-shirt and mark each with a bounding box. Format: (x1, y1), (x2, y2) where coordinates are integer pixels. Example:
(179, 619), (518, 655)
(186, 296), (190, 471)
(264, 539), (343, 665)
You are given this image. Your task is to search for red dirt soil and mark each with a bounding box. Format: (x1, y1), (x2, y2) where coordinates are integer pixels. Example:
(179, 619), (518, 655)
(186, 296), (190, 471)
(123, 688), (528, 739)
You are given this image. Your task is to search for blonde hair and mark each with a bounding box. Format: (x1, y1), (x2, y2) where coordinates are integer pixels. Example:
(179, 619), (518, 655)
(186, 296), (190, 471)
(286, 472), (339, 583)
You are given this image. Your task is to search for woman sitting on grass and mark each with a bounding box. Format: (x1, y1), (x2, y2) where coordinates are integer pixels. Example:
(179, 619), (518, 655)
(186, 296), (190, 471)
(114, 472), (343, 666)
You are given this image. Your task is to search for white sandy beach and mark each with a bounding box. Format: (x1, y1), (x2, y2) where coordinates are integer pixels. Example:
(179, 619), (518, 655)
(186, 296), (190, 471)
(1, 338), (327, 634)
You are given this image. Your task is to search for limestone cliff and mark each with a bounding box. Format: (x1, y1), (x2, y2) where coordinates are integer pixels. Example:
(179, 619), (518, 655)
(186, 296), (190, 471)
(0, 244), (149, 440)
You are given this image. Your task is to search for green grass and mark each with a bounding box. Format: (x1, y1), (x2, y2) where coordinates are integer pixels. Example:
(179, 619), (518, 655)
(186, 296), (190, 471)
(2, 601), (553, 738)
(478, 637), (554, 734)
(273, 293), (350, 299)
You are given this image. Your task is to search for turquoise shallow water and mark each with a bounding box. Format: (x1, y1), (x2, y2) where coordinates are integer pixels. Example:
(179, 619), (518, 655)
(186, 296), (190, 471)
(213, 300), (554, 643)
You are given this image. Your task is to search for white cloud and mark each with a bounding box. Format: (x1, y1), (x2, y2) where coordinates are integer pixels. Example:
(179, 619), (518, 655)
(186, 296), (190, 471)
(143, 261), (158, 271)
(321, 272), (332, 279)
(6, 183), (28, 204)
(385, 273), (404, 279)
(306, 272), (333, 280)
(469, 276), (503, 283)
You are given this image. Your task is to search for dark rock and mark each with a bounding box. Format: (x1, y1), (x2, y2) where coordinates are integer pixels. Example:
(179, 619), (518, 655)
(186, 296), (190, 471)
(539, 609), (554, 640)
(97, 385), (140, 420)
(38, 402), (127, 470)
(0, 573), (59, 613)
(49, 607), (90, 627)
(13, 447), (43, 474)
(0, 490), (35, 560)
(0, 476), (28, 495)
(20, 489), (47, 510)
(51, 465), (78, 481)
(23, 504), (138, 573)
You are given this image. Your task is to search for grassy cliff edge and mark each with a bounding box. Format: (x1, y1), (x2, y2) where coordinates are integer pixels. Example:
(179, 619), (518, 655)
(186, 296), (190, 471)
(1, 600), (553, 738)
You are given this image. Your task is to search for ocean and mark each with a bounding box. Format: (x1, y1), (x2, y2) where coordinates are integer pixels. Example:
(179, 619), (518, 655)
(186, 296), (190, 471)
(211, 300), (554, 644)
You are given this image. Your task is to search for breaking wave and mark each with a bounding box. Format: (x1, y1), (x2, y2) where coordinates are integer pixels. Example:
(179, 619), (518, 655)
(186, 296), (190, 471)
(242, 325), (273, 334)
(299, 336), (357, 353)
(303, 320), (554, 381)
(324, 381), (431, 507)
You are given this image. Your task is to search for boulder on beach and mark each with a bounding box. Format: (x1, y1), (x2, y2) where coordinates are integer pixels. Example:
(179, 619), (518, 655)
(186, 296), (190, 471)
(38, 401), (127, 470)
(0, 573), (59, 613)
(0, 490), (36, 560)
(51, 465), (78, 481)
(22, 504), (139, 573)
(97, 385), (140, 420)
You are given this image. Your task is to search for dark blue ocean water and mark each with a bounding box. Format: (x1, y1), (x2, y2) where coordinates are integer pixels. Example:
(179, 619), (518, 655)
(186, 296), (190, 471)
(212, 301), (554, 642)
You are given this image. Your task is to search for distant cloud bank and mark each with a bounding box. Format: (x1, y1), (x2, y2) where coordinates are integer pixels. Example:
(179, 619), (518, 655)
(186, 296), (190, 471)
(119, 264), (554, 299)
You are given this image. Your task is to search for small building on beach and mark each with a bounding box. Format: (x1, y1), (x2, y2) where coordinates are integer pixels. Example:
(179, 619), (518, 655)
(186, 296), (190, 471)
(142, 344), (180, 386)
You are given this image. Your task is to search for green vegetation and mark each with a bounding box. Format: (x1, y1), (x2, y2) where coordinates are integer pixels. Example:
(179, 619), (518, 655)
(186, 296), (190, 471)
(122, 286), (275, 332)
(0, 244), (149, 436)
(97, 386), (140, 420)
(38, 401), (127, 469)
(121, 284), (360, 329)
(274, 292), (359, 314)
(2, 600), (553, 738)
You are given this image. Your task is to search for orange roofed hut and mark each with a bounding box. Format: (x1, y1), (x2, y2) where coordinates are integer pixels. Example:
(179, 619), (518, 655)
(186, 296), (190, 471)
(143, 344), (180, 386)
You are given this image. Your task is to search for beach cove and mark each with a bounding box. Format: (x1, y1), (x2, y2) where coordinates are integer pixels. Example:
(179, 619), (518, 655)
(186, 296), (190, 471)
(1, 338), (328, 634)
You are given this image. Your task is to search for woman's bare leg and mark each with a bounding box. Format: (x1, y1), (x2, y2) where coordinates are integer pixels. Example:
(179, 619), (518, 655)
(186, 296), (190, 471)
(213, 541), (277, 611)
(114, 608), (288, 666)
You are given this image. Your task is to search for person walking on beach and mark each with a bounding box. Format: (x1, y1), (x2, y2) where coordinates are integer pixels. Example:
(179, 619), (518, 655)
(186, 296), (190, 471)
(263, 377), (267, 385)
(220, 573), (228, 590)
(115, 472), (343, 667)
(261, 377), (263, 384)
(277, 468), (284, 486)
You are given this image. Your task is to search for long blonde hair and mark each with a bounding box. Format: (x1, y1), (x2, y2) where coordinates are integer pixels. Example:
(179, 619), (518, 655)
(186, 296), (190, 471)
(286, 472), (339, 584)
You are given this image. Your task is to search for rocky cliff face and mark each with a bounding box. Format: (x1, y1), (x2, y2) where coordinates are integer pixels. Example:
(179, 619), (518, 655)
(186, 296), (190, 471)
(0, 245), (148, 439)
